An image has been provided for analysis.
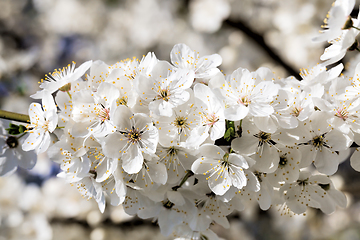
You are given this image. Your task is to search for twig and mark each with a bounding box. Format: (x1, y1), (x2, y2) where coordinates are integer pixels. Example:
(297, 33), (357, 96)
(224, 19), (301, 79)
(0, 109), (30, 124)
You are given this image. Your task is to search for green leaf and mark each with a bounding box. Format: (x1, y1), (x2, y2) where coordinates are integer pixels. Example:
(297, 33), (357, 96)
(224, 120), (236, 142)
(6, 123), (27, 135)
(226, 120), (235, 129)
(19, 125), (26, 133)
(224, 127), (235, 142)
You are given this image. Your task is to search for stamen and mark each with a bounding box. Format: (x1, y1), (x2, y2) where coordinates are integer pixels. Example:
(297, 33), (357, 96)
(253, 131), (275, 146)
(116, 97), (128, 106)
(204, 113), (219, 126)
(98, 108), (110, 122)
(291, 106), (303, 117)
(157, 88), (170, 101)
(238, 95), (251, 107)
(335, 108), (349, 121)
(127, 128), (141, 143)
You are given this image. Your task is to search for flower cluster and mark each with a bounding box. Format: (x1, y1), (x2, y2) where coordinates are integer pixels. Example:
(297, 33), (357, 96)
(2, 0), (360, 239)
(314, 0), (360, 65)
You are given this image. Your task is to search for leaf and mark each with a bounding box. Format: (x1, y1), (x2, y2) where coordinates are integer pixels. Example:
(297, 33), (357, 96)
(226, 120), (235, 129)
(224, 127), (235, 142)
(6, 123), (27, 135)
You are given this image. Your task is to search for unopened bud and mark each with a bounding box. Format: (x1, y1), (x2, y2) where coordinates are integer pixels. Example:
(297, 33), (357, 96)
(6, 136), (19, 148)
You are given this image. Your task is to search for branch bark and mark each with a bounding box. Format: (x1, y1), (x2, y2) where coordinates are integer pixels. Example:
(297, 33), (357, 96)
(0, 110), (30, 124)
(224, 19), (301, 79)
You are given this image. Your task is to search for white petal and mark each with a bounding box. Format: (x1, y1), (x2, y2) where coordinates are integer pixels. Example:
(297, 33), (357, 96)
(22, 131), (43, 152)
(167, 191), (185, 206)
(147, 161), (167, 185)
(228, 154), (249, 169)
(191, 158), (217, 175)
(253, 116), (278, 133)
(97, 82), (120, 106)
(199, 144), (225, 159)
(112, 105), (133, 130)
(231, 136), (259, 155)
(103, 132), (127, 158)
(350, 148), (360, 172)
(0, 151), (18, 176)
(96, 157), (118, 182)
(122, 145), (143, 174)
(224, 104), (249, 121)
(314, 149), (339, 175)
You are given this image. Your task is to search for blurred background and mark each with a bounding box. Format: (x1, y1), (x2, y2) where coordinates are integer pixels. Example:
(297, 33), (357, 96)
(1, 0), (360, 239)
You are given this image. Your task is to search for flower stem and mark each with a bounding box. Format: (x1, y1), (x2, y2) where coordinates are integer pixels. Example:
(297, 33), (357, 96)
(67, 91), (72, 99)
(0, 110), (30, 124)
(172, 170), (194, 191)
(352, 26), (360, 31)
(17, 132), (27, 139)
(178, 170), (194, 187)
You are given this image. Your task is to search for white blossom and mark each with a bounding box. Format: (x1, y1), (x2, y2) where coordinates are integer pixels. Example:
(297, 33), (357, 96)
(215, 67), (278, 122)
(102, 105), (158, 174)
(170, 43), (222, 80)
(192, 144), (248, 195)
(185, 83), (225, 148)
(31, 60), (92, 99)
(22, 92), (58, 154)
(280, 171), (346, 214)
(0, 121), (37, 176)
(313, 0), (355, 43)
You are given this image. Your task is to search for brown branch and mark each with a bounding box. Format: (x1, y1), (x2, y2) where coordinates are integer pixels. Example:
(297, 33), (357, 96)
(224, 19), (301, 80)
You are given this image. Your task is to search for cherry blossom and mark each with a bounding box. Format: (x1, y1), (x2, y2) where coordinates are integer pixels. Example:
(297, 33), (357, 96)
(22, 92), (58, 154)
(192, 144), (249, 195)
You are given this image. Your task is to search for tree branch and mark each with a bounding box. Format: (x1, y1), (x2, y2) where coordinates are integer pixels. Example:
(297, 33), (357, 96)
(0, 109), (30, 124)
(224, 19), (301, 79)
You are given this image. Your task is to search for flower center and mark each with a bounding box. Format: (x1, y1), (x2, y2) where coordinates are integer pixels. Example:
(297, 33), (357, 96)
(297, 178), (309, 187)
(89, 169), (97, 179)
(335, 108), (349, 121)
(163, 199), (175, 209)
(116, 97), (128, 106)
(173, 116), (188, 131)
(254, 131), (275, 146)
(312, 135), (324, 148)
(6, 136), (18, 148)
(98, 107), (110, 122)
(279, 155), (288, 167)
(220, 153), (231, 170)
(291, 106), (303, 117)
(42, 120), (50, 131)
(205, 113), (219, 126)
(127, 129), (141, 143)
(167, 146), (178, 156)
(254, 171), (266, 183)
(238, 96), (251, 107)
(157, 88), (170, 101)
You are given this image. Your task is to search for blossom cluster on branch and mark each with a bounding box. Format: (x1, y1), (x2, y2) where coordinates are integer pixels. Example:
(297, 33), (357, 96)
(2, 0), (360, 239)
